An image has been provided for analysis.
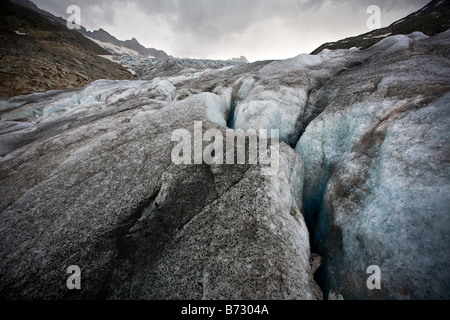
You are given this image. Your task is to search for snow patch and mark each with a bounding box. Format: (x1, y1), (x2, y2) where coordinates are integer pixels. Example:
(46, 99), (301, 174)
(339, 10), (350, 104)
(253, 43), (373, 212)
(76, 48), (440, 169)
(392, 18), (406, 25)
(363, 33), (391, 39)
(87, 37), (142, 57)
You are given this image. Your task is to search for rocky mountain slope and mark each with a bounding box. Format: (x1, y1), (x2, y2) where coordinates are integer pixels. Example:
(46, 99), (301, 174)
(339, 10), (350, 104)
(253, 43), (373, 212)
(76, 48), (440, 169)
(0, 0), (133, 98)
(311, 0), (450, 54)
(0, 1), (449, 300)
(12, 0), (170, 59)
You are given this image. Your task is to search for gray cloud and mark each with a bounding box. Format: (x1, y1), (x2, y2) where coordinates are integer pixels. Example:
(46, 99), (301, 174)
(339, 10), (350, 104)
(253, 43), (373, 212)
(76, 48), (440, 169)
(32, 0), (430, 60)
(33, 0), (117, 27)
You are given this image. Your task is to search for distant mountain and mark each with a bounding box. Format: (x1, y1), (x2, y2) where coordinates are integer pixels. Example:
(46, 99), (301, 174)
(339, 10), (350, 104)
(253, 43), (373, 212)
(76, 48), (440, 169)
(227, 56), (249, 63)
(311, 0), (450, 54)
(0, 0), (132, 98)
(79, 28), (170, 59)
(130, 57), (248, 80)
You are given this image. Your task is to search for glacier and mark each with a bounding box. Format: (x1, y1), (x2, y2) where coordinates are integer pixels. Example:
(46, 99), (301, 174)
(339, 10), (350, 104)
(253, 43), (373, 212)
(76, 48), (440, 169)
(0, 31), (449, 299)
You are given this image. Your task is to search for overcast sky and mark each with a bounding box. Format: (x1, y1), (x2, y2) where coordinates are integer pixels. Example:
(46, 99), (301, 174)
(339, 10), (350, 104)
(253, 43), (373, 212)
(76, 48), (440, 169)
(32, 0), (430, 61)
